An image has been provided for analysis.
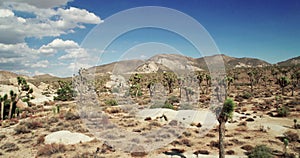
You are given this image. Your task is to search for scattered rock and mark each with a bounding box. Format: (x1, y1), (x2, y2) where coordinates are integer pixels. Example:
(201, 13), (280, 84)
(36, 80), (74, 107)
(130, 145), (147, 157)
(194, 149), (209, 155)
(0, 143), (19, 152)
(245, 118), (255, 122)
(241, 145), (254, 151)
(100, 142), (115, 153)
(226, 150), (235, 155)
(144, 117), (151, 121)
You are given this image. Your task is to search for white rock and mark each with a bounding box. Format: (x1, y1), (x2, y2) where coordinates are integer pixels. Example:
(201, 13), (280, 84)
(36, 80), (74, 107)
(45, 130), (93, 145)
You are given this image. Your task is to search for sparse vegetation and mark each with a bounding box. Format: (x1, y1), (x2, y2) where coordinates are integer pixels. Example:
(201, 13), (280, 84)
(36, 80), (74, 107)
(37, 143), (66, 156)
(248, 145), (273, 158)
(54, 80), (75, 101)
(105, 99), (118, 106)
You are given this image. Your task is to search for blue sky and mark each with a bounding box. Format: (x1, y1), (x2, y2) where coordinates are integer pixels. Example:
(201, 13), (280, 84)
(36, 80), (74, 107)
(0, 0), (299, 77)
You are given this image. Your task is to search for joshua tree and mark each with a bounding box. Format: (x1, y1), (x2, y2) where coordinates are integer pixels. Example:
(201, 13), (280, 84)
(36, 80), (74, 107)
(196, 71), (204, 94)
(277, 76), (290, 95)
(226, 76), (234, 91)
(291, 71), (300, 96)
(147, 80), (155, 97)
(177, 77), (184, 98)
(247, 71), (255, 93)
(163, 72), (177, 94)
(0, 95), (3, 120)
(8, 90), (17, 119)
(217, 98), (235, 158)
(0, 94), (8, 120)
(129, 73), (143, 97)
(205, 74), (211, 94)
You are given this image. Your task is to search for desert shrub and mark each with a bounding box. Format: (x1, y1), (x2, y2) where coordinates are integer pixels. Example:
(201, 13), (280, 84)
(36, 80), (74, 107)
(283, 131), (299, 142)
(14, 124), (30, 134)
(150, 101), (174, 110)
(167, 95), (180, 104)
(37, 135), (45, 145)
(248, 145), (273, 158)
(65, 111), (80, 120)
(242, 92), (252, 99)
(181, 138), (192, 147)
(24, 120), (43, 129)
(105, 99), (118, 106)
(162, 102), (174, 110)
(277, 106), (289, 117)
(37, 143), (66, 156)
(48, 117), (59, 124)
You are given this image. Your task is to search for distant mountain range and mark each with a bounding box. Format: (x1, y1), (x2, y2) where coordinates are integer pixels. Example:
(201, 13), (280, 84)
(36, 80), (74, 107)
(91, 54), (299, 76)
(0, 54), (299, 80)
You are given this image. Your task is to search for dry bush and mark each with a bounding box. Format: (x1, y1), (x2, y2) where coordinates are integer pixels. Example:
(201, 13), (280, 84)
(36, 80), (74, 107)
(65, 111), (80, 120)
(283, 131), (299, 142)
(0, 142), (19, 152)
(37, 143), (66, 156)
(209, 140), (219, 148)
(37, 135), (46, 145)
(14, 124), (30, 134)
(20, 119), (43, 129)
(181, 138), (192, 147)
(104, 107), (122, 114)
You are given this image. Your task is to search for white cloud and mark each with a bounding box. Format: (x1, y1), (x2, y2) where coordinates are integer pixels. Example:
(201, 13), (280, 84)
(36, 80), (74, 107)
(30, 60), (49, 68)
(68, 62), (92, 71)
(39, 38), (79, 55)
(0, 1), (101, 77)
(59, 48), (89, 60)
(0, 9), (14, 17)
(0, 2), (102, 44)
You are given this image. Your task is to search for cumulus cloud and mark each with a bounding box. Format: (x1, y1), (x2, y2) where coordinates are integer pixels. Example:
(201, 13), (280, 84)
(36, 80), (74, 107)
(39, 38), (79, 55)
(68, 62), (92, 71)
(0, 1), (102, 44)
(30, 60), (49, 68)
(0, 1), (101, 77)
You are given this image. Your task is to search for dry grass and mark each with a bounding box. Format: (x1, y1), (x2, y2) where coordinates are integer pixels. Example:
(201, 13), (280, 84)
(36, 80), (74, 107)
(37, 143), (66, 156)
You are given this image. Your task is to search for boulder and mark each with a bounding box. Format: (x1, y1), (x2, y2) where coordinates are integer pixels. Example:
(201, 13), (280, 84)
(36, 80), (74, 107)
(44, 130), (93, 145)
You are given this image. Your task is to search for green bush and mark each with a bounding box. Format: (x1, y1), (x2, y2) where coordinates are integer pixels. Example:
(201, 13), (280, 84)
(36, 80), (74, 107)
(277, 106), (289, 117)
(162, 102), (174, 110)
(242, 92), (252, 99)
(248, 145), (273, 158)
(167, 95), (180, 104)
(105, 99), (118, 106)
(150, 101), (174, 110)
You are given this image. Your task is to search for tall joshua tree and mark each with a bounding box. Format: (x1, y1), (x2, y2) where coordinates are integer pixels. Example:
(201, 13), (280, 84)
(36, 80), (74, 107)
(247, 71), (254, 93)
(277, 76), (290, 95)
(205, 74), (211, 94)
(163, 72), (176, 94)
(196, 71), (204, 94)
(217, 98), (235, 158)
(8, 90), (17, 119)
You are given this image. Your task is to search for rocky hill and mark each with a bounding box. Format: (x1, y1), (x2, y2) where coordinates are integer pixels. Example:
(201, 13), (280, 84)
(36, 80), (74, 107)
(276, 56), (300, 67)
(90, 54), (273, 75)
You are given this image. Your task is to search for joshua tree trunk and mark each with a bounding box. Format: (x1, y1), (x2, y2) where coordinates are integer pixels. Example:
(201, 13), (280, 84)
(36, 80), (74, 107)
(0, 103), (3, 120)
(8, 102), (13, 119)
(219, 121), (225, 158)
